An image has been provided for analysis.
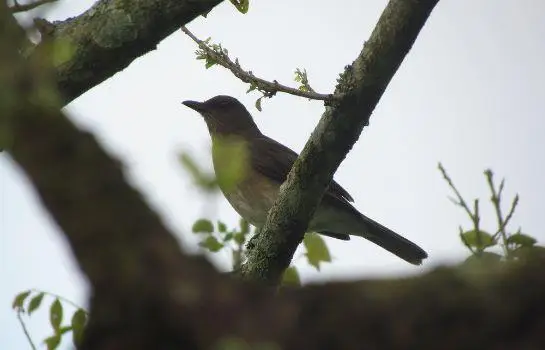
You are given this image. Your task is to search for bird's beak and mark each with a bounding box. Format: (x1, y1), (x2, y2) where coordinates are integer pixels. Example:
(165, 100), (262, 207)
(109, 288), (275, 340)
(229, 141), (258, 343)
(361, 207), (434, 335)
(182, 100), (207, 113)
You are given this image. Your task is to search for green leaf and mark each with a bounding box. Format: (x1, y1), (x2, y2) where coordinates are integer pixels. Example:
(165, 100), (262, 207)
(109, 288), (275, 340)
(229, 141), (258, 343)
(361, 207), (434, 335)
(179, 152), (217, 191)
(180, 152), (199, 173)
(205, 58), (217, 69)
(12, 290), (31, 310)
(199, 236), (224, 252)
(507, 233), (536, 248)
(293, 68), (314, 93)
(463, 252), (503, 268)
(233, 232), (246, 245)
(44, 334), (61, 350)
(212, 137), (250, 192)
(71, 309), (87, 346)
(223, 232), (234, 242)
(192, 219), (214, 234)
(255, 97), (262, 112)
(217, 221), (227, 233)
(239, 218), (250, 235)
(49, 299), (63, 331)
(460, 230), (495, 250)
(246, 83), (257, 93)
(304, 233), (331, 271)
(28, 292), (45, 315)
(240, 0), (250, 13)
(58, 325), (73, 335)
(229, 0), (250, 13)
(51, 39), (76, 67)
(281, 266), (301, 287)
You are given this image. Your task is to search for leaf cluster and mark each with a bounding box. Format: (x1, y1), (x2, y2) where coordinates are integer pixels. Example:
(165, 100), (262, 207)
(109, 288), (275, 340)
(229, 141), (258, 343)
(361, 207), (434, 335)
(439, 163), (544, 266)
(12, 290), (87, 350)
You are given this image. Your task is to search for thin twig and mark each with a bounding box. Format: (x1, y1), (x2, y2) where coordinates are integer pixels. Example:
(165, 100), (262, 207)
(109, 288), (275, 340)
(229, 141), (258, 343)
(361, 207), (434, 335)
(492, 194), (519, 242)
(438, 163), (476, 221)
(459, 226), (475, 254)
(31, 288), (87, 313)
(484, 169), (510, 256)
(9, 0), (57, 13)
(438, 163), (488, 254)
(16, 310), (37, 350)
(473, 198), (482, 252)
(180, 26), (338, 102)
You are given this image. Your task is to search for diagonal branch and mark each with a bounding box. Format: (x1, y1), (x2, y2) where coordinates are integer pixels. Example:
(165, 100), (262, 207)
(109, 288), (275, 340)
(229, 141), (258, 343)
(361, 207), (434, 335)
(240, 0), (440, 285)
(494, 194), (519, 239)
(9, 0), (57, 13)
(16, 311), (37, 350)
(485, 170), (520, 255)
(26, 0), (224, 104)
(438, 162), (477, 222)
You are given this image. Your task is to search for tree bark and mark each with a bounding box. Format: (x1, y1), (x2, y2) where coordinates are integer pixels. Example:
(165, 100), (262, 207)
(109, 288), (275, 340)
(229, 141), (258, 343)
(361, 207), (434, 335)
(31, 0), (223, 104)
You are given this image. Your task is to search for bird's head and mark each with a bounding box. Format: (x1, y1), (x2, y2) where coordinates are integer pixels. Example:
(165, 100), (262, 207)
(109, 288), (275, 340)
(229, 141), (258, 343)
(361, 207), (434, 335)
(182, 95), (260, 136)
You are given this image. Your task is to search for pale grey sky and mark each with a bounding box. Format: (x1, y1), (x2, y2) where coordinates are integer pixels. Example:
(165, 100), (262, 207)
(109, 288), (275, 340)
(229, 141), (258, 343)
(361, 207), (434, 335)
(2, 0), (544, 348)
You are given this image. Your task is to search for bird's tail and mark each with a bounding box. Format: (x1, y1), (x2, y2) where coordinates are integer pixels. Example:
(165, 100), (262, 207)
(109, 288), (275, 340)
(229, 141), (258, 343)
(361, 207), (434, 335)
(358, 215), (427, 265)
(313, 202), (427, 264)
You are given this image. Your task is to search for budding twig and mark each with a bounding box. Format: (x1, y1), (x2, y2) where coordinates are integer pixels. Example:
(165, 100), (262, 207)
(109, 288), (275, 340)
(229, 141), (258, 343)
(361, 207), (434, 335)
(180, 26), (340, 102)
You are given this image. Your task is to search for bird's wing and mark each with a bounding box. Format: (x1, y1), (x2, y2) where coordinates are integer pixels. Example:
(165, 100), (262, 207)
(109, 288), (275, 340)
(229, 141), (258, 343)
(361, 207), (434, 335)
(251, 135), (354, 203)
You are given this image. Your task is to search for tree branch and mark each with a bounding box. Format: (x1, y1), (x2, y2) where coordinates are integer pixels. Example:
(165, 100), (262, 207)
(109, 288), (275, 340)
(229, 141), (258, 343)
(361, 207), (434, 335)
(239, 0), (440, 285)
(26, 0), (224, 104)
(9, 0), (57, 13)
(438, 162), (478, 222)
(485, 169), (517, 254)
(180, 26), (337, 102)
(16, 310), (37, 350)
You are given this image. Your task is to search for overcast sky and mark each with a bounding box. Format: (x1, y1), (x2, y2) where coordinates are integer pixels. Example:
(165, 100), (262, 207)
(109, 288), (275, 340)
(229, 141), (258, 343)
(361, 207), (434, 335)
(2, 0), (544, 348)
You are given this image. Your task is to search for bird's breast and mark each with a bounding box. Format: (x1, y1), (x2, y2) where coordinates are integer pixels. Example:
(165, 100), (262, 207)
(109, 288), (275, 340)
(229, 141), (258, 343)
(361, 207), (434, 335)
(214, 158), (279, 227)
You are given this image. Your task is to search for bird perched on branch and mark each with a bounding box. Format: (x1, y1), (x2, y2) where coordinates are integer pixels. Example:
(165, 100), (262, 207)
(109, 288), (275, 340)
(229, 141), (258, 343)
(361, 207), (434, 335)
(182, 95), (427, 265)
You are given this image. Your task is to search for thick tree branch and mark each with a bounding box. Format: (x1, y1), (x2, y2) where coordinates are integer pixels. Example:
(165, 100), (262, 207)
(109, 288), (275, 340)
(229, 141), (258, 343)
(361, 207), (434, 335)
(2, 8), (274, 348)
(9, 0), (57, 13)
(240, 0), (440, 285)
(28, 0), (224, 104)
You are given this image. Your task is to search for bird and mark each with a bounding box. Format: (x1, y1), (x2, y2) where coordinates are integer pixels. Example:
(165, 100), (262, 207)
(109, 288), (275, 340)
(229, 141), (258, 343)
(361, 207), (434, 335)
(182, 95), (428, 265)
